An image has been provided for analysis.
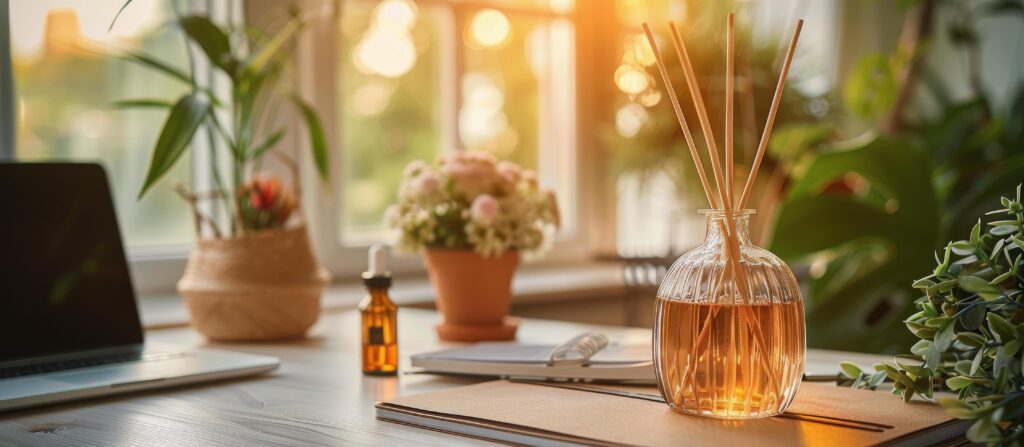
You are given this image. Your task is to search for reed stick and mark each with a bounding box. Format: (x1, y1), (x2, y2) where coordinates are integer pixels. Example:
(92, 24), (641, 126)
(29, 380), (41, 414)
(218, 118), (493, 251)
(668, 22), (732, 210)
(725, 13), (735, 205)
(738, 19), (804, 209)
(641, 24), (719, 210)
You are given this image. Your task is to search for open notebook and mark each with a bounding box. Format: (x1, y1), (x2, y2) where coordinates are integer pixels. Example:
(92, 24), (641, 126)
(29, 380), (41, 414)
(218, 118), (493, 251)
(411, 332), (655, 383)
(411, 332), (882, 383)
(376, 380), (970, 447)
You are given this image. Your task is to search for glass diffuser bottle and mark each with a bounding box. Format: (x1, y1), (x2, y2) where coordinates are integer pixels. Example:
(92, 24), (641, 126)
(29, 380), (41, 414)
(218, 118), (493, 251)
(654, 209), (805, 419)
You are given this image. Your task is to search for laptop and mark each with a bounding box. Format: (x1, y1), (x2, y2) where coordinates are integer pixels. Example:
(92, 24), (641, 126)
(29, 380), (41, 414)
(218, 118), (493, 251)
(0, 163), (279, 412)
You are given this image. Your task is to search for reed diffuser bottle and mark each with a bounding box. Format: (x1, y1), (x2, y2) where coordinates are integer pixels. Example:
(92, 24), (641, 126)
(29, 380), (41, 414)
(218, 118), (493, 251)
(642, 11), (807, 419)
(654, 210), (804, 418)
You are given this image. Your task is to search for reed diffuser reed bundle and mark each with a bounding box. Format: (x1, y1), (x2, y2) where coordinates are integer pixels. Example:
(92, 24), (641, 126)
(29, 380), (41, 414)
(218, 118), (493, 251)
(646, 14), (806, 419)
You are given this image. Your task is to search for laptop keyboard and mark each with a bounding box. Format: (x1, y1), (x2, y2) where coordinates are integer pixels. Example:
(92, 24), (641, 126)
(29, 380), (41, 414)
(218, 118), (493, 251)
(0, 351), (188, 379)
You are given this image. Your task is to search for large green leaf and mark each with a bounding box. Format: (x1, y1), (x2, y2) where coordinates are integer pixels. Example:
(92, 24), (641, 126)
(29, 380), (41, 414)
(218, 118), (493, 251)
(771, 135), (941, 352)
(120, 52), (193, 85)
(138, 93), (210, 198)
(179, 15), (237, 77)
(291, 95), (329, 181)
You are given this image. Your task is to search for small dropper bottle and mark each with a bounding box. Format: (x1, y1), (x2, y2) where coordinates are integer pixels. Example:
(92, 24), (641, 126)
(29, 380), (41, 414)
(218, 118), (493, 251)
(360, 244), (398, 376)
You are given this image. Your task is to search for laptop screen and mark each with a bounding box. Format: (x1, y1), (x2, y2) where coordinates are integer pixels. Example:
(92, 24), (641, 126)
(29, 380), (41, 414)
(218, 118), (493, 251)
(0, 163), (144, 362)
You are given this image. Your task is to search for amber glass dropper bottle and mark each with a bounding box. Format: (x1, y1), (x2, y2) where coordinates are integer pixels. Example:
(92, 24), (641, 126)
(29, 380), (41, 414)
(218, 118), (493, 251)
(360, 244), (398, 376)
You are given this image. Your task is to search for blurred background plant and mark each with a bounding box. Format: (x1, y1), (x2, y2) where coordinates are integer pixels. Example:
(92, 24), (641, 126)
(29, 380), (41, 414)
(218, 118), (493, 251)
(112, 2), (327, 236)
(608, 0), (1023, 352)
(771, 0), (1024, 353)
(604, 0), (833, 251)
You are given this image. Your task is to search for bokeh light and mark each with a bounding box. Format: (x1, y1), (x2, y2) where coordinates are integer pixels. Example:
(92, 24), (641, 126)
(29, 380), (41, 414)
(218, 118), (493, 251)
(469, 9), (511, 48)
(615, 103), (647, 137)
(373, 0), (417, 31)
(352, 0), (419, 78)
(614, 64), (650, 95)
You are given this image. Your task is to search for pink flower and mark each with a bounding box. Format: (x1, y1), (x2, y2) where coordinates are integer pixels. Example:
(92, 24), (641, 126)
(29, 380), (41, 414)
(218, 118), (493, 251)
(443, 158), (497, 197)
(404, 160), (428, 177)
(470, 194), (499, 226)
(496, 161), (521, 185)
(411, 171), (440, 199)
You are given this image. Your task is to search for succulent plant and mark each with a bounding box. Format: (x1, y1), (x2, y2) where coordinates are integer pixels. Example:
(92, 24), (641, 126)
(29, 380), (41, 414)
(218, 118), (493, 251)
(841, 184), (1024, 444)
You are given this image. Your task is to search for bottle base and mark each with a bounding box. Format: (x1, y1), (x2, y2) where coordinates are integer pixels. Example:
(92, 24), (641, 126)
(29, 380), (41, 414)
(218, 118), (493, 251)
(667, 404), (784, 420)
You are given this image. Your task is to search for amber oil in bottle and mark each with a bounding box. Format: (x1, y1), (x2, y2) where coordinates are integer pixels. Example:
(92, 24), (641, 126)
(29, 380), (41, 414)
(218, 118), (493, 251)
(360, 244), (398, 376)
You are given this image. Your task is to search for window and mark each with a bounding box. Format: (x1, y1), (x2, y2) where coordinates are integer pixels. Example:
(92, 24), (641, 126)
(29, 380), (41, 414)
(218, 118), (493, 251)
(10, 1), (194, 252)
(331, 0), (577, 249)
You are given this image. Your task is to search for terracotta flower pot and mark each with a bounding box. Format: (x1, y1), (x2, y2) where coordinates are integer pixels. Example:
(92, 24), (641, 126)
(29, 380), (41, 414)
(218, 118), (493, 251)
(424, 249), (520, 342)
(178, 225), (330, 341)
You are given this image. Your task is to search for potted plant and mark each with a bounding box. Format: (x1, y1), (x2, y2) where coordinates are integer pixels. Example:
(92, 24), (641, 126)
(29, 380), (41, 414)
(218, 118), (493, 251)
(388, 152), (559, 341)
(114, 9), (330, 340)
(841, 184), (1024, 444)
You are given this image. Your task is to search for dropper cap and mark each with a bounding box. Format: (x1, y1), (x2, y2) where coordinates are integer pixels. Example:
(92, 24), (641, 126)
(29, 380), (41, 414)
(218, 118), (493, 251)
(362, 244), (392, 288)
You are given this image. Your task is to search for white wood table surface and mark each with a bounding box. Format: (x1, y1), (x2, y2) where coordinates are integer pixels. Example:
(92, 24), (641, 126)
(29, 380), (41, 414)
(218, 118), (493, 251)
(0, 308), (886, 446)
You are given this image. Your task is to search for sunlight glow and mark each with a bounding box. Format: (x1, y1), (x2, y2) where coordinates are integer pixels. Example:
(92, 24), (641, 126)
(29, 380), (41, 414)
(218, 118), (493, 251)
(469, 9), (511, 49)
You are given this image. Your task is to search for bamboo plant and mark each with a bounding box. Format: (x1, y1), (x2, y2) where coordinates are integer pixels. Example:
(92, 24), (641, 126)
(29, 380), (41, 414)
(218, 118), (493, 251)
(112, 5), (328, 237)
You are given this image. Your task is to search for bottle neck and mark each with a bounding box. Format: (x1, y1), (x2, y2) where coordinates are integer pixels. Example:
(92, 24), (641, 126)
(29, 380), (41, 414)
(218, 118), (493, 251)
(366, 287), (392, 303)
(703, 211), (753, 248)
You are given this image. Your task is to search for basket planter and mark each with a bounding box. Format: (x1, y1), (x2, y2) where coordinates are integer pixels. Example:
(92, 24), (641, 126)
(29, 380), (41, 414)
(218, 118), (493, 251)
(178, 225), (330, 341)
(424, 249), (519, 342)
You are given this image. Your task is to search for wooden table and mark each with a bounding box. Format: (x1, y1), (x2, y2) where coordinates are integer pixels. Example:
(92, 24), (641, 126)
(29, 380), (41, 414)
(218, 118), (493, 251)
(0, 309), (885, 446)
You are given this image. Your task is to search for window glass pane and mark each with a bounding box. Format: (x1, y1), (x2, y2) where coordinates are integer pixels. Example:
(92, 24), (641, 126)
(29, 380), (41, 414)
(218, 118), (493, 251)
(11, 1), (193, 250)
(462, 10), (576, 232)
(338, 0), (443, 242)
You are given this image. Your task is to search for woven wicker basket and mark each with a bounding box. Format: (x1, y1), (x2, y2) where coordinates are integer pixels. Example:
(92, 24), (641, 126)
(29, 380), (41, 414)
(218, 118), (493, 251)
(178, 225), (330, 341)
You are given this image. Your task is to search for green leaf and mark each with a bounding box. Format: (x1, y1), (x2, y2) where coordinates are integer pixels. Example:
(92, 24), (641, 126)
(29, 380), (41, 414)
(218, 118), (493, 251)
(1003, 338), (1022, 358)
(961, 275), (1002, 301)
(290, 95), (329, 181)
(951, 241), (975, 255)
(971, 220), (982, 245)
(991, 225), (1018, 236)
(961, 303), (987, 330)
(988, 313), (1016, 342)
(179, 16), (236, 76)
(840, 361), (864, 379)
(947, 376), (990, 390)
(940, 397), (981, 419)
(120, 52), (193, 85)
(248, 128), (287, 161)
(958, 331), (987, 347)
(111, 98), (173, 109)
(842, 54), (898, 120)
(138, 93), (210, 199)
(934, 321), (956, 352)
(243, 16), (303, 75)
(869, 370), (887, 388)
(925, 342), (941, 369)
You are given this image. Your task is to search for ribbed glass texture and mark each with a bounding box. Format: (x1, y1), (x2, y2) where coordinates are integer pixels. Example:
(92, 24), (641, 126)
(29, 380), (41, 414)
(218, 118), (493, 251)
(654, 209), (805, 419)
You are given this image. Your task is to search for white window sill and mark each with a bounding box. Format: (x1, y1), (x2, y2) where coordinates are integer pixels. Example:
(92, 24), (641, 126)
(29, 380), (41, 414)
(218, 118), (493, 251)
(139, 262), (630, 330)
